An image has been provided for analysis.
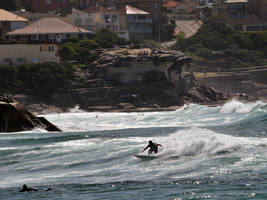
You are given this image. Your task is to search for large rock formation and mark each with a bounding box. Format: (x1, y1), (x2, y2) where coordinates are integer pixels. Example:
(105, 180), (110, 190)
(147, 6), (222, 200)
(0, 94), (61, 132)
(90, 48), (192, 85)
(13, 48), (226, 113)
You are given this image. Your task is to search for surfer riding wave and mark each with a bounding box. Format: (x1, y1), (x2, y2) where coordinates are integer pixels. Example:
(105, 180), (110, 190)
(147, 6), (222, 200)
(142, 140), (163, 155)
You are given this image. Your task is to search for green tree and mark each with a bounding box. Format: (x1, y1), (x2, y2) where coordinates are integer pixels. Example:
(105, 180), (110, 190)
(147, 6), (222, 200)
(93, 28), (122, 48)
(160, 24), (176, 42)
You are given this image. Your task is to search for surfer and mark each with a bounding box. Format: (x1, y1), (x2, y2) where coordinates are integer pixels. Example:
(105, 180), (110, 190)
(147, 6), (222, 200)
(142, 140), (162, 155)
(19, 184), (38, 192)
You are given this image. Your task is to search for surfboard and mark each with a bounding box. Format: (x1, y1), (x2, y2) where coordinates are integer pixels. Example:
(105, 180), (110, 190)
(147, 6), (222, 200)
(134, 154), (158, 160)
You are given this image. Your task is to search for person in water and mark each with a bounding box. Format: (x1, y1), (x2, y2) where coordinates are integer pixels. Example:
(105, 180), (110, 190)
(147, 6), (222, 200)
(142, 140), (163, 155)
(19, 184), (38, 192)
(19, 184), (52, 192)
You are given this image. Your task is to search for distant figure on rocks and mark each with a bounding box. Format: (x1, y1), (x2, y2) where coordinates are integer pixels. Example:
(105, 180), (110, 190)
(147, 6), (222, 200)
(19, 184), (38, 192)
(142, 140), (163, 155)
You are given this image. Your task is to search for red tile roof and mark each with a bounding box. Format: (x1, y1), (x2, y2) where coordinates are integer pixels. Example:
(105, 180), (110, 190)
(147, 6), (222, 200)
(163, 0), (179, 8)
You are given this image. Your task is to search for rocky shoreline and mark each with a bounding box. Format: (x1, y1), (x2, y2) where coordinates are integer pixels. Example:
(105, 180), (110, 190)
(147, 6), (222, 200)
(11, 48), (267, 115)
(2, 47), (266, 130)
(0, 94), (61, 132)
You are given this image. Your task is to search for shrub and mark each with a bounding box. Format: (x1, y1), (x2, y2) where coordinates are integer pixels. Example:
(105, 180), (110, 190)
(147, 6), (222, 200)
(13, 62), (76, 96)
(93, 28), (122, 48)
(58, 42), (78, 61)
(176, 18), (267, 65)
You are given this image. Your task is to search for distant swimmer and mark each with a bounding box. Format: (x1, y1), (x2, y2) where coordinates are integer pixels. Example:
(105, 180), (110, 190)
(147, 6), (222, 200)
(142, 140), (163, 155)
(19, 184), (38, 192)
(19, 184), (52, 192)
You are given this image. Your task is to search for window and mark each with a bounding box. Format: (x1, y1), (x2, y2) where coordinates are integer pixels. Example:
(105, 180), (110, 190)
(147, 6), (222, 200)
(40, 46), (42, 52)
(37, 0), (41, 3)
(104, 14), (110, 20)
(138, 16), (146, 20)
(48, 46), (55, 52)
(17, 58), (26, 63)
(4, 58), (12, 64)
(45, 0), (52, 4)
(154, 2), (158, 9)
(112, 14), (117, 21)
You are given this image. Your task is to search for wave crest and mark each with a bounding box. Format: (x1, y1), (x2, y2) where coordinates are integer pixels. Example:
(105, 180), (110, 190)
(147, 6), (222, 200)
(220, 100), (265, 114)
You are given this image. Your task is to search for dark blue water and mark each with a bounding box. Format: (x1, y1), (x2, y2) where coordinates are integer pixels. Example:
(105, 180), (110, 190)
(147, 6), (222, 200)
(1, 100), (267, 200)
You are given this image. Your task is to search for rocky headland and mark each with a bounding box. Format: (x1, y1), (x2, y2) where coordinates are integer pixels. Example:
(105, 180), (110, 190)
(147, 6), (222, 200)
(11, 48), (228, 114)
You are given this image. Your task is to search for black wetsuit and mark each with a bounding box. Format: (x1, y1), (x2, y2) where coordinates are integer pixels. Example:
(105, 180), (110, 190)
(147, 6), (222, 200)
(143, 142), (162, 154)
(19, 185), (38, 192)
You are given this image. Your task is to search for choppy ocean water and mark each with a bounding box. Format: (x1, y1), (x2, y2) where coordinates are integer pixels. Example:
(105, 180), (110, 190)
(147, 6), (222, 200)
(0, 100), (267, 200)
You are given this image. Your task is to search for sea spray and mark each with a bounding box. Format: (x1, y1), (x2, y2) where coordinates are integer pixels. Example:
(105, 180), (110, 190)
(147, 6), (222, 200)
(220, 99), (265, 114)
(1, 101), (267, 200)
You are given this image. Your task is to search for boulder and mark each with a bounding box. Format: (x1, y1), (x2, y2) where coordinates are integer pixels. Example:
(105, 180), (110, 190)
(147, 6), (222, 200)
(184, 85), (224, 103)
(0, 94), (61, 133)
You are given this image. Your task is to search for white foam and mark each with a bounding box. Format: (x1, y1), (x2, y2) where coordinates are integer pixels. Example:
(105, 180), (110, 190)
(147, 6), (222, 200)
(68, 105), (86, 113)
(157, 127), (267, 158)
(220, 100), (265, 114)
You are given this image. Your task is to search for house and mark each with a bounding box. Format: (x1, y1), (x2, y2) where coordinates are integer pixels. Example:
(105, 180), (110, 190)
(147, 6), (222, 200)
(66, 8), (92, 30)
(0, 44), (60, 65)
(214, 0), (267, 31)
(125, 5), (152, 38)
(0, 9), (28, 39)
(162, 0), (198, 23)
(6, 17), (94, 42)
(2, 17), (94, 65)
(223, 0), (249, 20)
(116, 0), (163, 40)
(85, 6), (129, 39)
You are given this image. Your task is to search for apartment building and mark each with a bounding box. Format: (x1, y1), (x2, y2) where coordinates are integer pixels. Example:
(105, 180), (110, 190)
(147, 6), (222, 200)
(125, 5), (152, 37)
(116, 0), (163, 40)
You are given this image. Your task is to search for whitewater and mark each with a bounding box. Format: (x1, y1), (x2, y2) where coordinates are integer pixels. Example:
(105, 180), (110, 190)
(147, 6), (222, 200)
(0, 99), (267, 200)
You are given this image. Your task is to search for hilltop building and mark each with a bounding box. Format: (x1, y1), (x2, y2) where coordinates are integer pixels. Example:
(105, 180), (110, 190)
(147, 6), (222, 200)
(1, 17), (94, 65)
(6, 17), (94, 42)
(65, 8), (92, 30)
(71, 5), (152, 39)
(0, 9), (28, 39)
(125, 5), (152, 38)
(116, 0), (163, 40)
(162, 0), (198, 23)
(213, 0), (267, 31)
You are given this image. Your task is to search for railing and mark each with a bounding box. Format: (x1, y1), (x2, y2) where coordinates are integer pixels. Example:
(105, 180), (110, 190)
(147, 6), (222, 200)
(127, 19), (152, 23)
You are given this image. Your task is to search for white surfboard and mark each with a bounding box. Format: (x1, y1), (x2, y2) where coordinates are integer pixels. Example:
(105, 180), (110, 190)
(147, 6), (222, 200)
(134, 154), (158, 160)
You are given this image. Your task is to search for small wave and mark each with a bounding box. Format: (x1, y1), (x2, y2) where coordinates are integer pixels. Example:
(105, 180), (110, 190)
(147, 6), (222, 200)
(220, 100), (265, 114)
(68, 105), (86, 113)
(157, 127), (267, 158)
